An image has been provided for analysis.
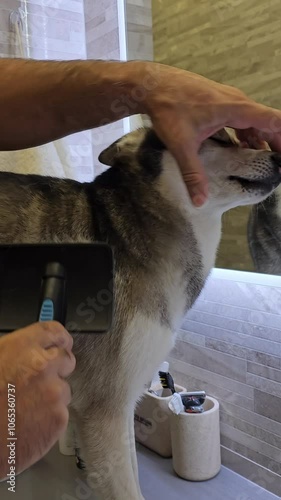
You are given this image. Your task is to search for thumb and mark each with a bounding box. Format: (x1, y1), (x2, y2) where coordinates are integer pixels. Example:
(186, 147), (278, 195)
(176, 143), (209, 207)
(152, 119), (208, 207)
(165, 134), (208, 206)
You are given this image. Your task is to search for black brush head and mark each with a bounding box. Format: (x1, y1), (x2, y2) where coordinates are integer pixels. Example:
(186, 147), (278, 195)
(0, 243), (114, 334)
(159, 371), (176, 394)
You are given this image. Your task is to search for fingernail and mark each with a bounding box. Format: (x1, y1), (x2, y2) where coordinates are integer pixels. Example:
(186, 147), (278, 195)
(192, 193), (207, 207)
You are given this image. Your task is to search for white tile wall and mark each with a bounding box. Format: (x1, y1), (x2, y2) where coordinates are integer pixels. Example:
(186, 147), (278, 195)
(170, 269), (281, 497)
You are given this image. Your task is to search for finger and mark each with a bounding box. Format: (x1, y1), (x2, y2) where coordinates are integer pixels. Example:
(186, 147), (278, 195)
(153, 120), (208, 206)
(44, 347), (76, 378)
(228, 103), (281, 151)
(267, 134), (281, 153)
(53, 405), (70, 434)
(27, 322), (73, 351)
(244, 128), (279, 152)
(46, 380), (72, 407)
(59, 381), (72, 407)
(235, 128), (268, 150)
(168, 133), (208, 206)
(178, 147), (208, 207)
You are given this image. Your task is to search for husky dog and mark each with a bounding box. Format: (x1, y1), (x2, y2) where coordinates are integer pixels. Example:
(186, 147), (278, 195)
(0, 127), (280, 499)
(248, 185), (281, 274)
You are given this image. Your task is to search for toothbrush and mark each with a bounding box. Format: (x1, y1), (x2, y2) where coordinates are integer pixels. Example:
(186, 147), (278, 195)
(158, 371), (176, 395)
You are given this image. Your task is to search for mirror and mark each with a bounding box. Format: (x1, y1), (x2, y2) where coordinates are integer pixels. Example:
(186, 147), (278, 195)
(150, 0), (281, 275)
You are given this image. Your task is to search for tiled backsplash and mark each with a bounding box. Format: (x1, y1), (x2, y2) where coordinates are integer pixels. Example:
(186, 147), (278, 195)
(169, 269), (281, 497)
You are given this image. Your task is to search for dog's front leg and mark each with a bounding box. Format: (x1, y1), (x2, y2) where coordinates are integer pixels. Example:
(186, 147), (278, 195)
(79, 409), (143, 500)
(128, 410), (145, 500)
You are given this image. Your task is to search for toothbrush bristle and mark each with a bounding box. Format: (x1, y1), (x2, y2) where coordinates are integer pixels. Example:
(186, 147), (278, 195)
(159, 371), (176, 393)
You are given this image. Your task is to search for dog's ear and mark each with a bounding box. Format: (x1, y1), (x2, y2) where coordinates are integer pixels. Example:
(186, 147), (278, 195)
(99, 129), (149, 167)
(98, 140), (120, 167)
(211, 128), (237, 145)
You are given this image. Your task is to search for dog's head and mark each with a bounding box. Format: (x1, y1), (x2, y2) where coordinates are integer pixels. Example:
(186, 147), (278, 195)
(199, 128), (281, 212)
(99, 127), (281, 214)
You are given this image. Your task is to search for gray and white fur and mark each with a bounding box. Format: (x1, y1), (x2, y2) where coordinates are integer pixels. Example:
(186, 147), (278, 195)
(248, 185), (281, 274)
(0, 127), (281, 499)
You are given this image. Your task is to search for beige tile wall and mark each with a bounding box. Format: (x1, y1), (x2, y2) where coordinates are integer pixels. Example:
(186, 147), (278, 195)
(169, 271), (281, 497)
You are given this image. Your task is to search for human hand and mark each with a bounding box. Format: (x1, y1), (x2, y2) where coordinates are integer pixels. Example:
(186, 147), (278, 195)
(135, 62), (281, 206)
(0, 321), (75, 479)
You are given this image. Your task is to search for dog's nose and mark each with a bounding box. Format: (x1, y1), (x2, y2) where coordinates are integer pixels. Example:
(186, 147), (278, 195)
(271, 152), (281, 172)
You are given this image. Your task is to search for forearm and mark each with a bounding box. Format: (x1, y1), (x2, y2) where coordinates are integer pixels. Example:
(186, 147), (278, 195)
(0, 382), (9, 480)
(0, 59), (147, 151)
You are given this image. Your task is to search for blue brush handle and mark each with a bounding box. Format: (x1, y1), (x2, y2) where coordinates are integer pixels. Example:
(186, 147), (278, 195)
(39, 298), (54, 322)
(38, 262), (66, 325)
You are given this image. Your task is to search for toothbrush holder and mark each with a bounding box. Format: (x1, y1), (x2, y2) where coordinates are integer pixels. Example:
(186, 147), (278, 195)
(170, 395), (221, 481)
(134, 383), (186, 458)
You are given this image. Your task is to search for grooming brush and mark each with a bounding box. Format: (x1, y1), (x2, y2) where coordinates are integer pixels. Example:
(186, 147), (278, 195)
(159, 371), (176, 395)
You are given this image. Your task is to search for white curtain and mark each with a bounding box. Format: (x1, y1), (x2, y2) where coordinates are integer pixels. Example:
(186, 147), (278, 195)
(0, 7), (91, 182)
